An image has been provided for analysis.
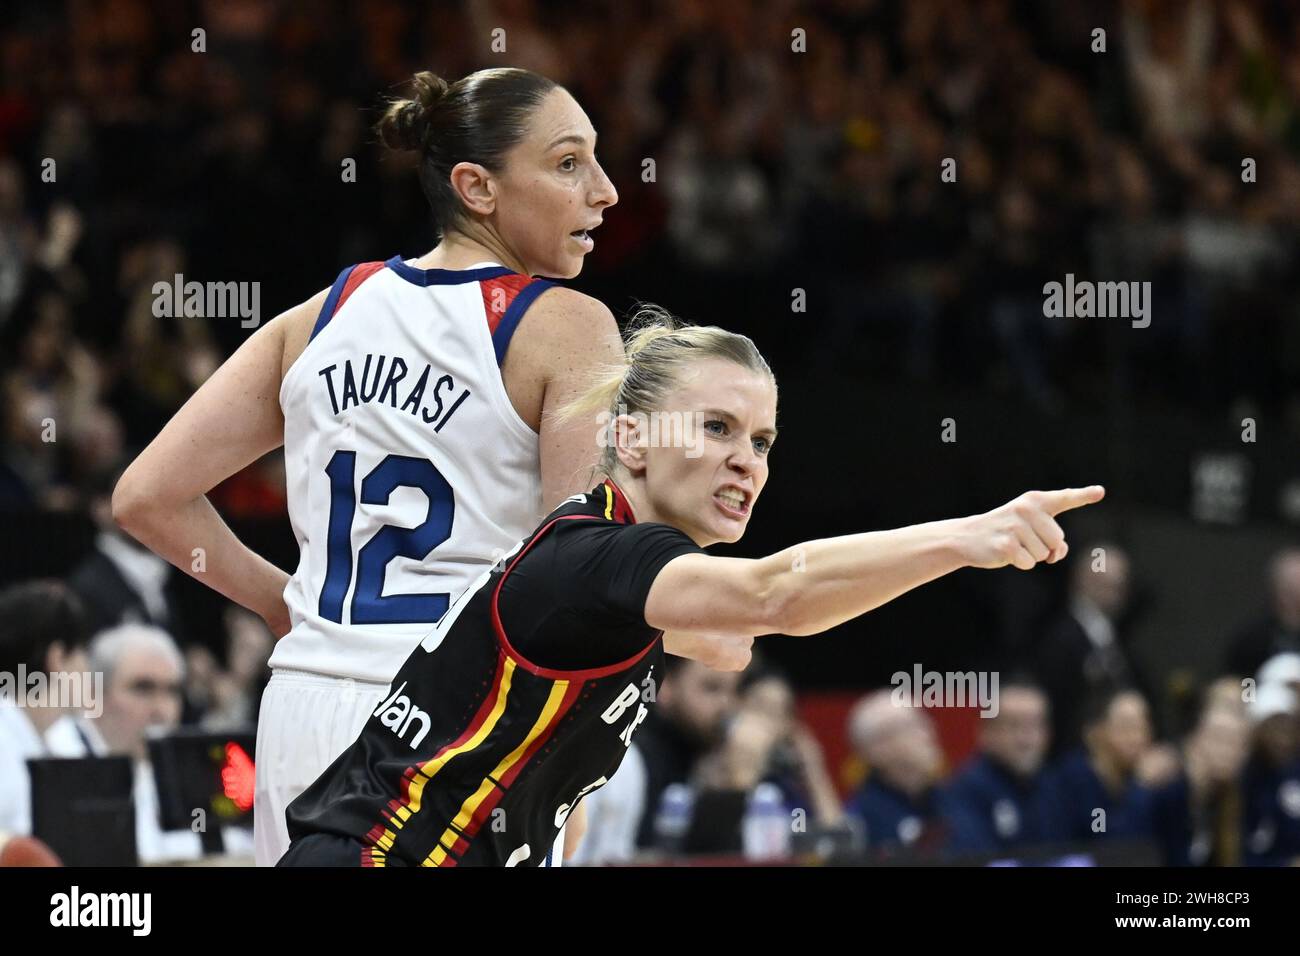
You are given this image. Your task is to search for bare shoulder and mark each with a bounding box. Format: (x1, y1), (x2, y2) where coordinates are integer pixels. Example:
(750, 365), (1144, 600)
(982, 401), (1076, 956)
(527, 285), (617, 329)
(511, 285), (622, 371)
(277, 287), (332, 381)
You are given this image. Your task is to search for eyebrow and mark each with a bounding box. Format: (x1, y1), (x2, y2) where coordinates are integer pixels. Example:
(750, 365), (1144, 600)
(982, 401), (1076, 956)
(546, 132), (595, 151)
(704, 408), (778, 440)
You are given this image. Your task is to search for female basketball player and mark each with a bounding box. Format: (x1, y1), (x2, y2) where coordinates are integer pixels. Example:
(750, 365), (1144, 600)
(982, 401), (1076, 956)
(278, 309), (1105, 867)
(112, 68), (724, 865)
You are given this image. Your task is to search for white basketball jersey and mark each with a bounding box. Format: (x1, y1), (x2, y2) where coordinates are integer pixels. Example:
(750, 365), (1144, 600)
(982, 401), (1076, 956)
(270, 256), (554, 683)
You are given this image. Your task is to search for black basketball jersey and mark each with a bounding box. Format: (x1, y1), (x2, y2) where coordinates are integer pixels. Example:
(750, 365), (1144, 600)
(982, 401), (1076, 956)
(283, 479), (702, 866)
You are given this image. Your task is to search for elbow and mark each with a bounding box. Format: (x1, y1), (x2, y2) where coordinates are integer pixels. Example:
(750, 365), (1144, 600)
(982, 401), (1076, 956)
(754, 562), (806, 636)
(754, 559), (831, 637)
(110, 468), (151, 539)
(703, 634), (754, 672)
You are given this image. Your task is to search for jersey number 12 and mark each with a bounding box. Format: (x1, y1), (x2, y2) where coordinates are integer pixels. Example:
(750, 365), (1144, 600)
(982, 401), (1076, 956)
(318, 451), (455, 625)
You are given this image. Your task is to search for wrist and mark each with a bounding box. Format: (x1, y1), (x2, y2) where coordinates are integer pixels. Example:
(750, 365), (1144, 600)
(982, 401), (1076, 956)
(937, 516), (976, 570)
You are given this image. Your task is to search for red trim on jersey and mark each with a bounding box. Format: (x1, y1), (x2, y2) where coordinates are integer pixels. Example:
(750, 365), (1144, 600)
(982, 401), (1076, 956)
(490, 514), (661, 681)
(330, 260), (386, 320)
(460, 679), (584, 842)
(479, 274), (533, 335)
(393, 650), (509, 809)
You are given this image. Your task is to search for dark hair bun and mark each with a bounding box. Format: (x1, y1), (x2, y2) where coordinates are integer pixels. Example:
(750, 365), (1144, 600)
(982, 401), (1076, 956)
(378, 71), (450, 152)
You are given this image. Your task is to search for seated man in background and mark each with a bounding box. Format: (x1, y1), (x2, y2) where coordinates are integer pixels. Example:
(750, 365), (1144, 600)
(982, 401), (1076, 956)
(60, 623), (252, 862)
(683, 667), (844, 859)
(944, 677), (1059, 855)
(1034, 543), (1155, 757)
(634, 657), (742, 851)
(843, 690), (956, 856)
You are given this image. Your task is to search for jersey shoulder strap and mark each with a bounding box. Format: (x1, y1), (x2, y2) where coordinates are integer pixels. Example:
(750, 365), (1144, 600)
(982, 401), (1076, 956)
(478, 274), (556, 367)
(309, 261), (387, 342)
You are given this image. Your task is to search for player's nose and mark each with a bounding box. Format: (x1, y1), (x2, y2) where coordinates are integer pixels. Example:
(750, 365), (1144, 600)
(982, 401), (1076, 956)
(726, 442), (760, 477)
(591, 161), (618, 208)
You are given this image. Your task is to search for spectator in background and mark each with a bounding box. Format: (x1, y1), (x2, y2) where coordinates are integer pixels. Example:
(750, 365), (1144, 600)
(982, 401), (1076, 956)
(1243, 671), (1300, 865)
(1149, 687), (1250, 866)
(1225, 548), (1300, 679)
(68, 623), (204, 862)
(180, 644), (219, 726)
(683, 668), (844, 859)
(843, 690), (954, 857)
(198, 606), (272, 731)
(733, 670), (843, 830)
(944, 678), (1060, 855)
(67, 466), (178, 635)
(1035, 543), (1155, 756)
(635, 657), (741, 850)
(1045, 687), (1158, 845)
(0, 580), (92, 835)
(1257, 652), (1300, 695)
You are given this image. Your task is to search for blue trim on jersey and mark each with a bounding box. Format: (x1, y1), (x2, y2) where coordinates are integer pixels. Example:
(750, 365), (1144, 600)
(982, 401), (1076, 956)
(310, 264), (357, 342)
(385, 255), (516, 286)
(492, 279), (555, 367)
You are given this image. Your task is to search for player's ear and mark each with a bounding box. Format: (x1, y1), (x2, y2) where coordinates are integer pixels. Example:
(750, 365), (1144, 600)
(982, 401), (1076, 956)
(612, 412), (648, 474)
(449, 161), (496, 216)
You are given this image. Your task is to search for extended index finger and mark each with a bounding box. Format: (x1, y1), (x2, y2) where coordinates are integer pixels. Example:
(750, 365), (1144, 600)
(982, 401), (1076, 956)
(1041, 485), (1106, 516)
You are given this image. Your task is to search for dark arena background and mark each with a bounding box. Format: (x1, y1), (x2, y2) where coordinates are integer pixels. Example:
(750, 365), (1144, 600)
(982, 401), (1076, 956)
(0, 0), (1297, 930)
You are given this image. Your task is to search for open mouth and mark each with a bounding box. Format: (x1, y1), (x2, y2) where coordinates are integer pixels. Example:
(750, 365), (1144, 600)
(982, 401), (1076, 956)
(713, 488), (750, 518)
(570, 223), (599, 249)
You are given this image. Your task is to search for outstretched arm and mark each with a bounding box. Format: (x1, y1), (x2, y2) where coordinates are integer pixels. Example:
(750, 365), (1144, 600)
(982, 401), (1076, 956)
(645, 487), (1105, 640)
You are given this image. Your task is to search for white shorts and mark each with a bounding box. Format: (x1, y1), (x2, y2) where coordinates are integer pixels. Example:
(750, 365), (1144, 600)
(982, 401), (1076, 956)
(253, 669), (392, 867)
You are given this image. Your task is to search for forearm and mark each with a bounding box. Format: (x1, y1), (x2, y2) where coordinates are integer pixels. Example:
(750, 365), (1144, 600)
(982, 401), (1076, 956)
(762, 518), (970, 636)
(116, 491), (290, 629)
(648, 487), (1101, 639)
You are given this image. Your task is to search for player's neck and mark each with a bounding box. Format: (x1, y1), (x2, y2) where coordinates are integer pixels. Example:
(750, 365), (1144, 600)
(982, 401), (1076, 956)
(610, 474), (655, 527)
(413, 231), (529, 276)
(610, 475), (713, 546)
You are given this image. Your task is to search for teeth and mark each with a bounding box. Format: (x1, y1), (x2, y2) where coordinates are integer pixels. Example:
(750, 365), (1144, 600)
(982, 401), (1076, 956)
(717, 491), (744, 509)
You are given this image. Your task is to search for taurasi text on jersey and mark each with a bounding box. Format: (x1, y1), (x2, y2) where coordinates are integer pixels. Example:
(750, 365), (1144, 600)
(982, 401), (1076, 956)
(318, 355), (472, 433)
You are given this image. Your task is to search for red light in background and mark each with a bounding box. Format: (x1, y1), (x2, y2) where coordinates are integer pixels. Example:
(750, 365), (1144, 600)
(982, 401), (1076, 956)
(221, 742), (256, 811)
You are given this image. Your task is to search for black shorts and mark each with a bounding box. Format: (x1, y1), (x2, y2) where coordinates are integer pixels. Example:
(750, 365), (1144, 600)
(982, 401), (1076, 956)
(277, 832), (409, 867)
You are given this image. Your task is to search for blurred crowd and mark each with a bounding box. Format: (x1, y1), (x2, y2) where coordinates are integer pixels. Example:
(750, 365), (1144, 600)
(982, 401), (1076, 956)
(5, 0), (1300, 514)
(2, 0), (1300, 864)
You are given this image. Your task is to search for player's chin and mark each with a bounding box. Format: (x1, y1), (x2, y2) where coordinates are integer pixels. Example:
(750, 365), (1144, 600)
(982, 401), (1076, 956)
(550, 250), (585, 279)
(712, 514), (750, 544)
